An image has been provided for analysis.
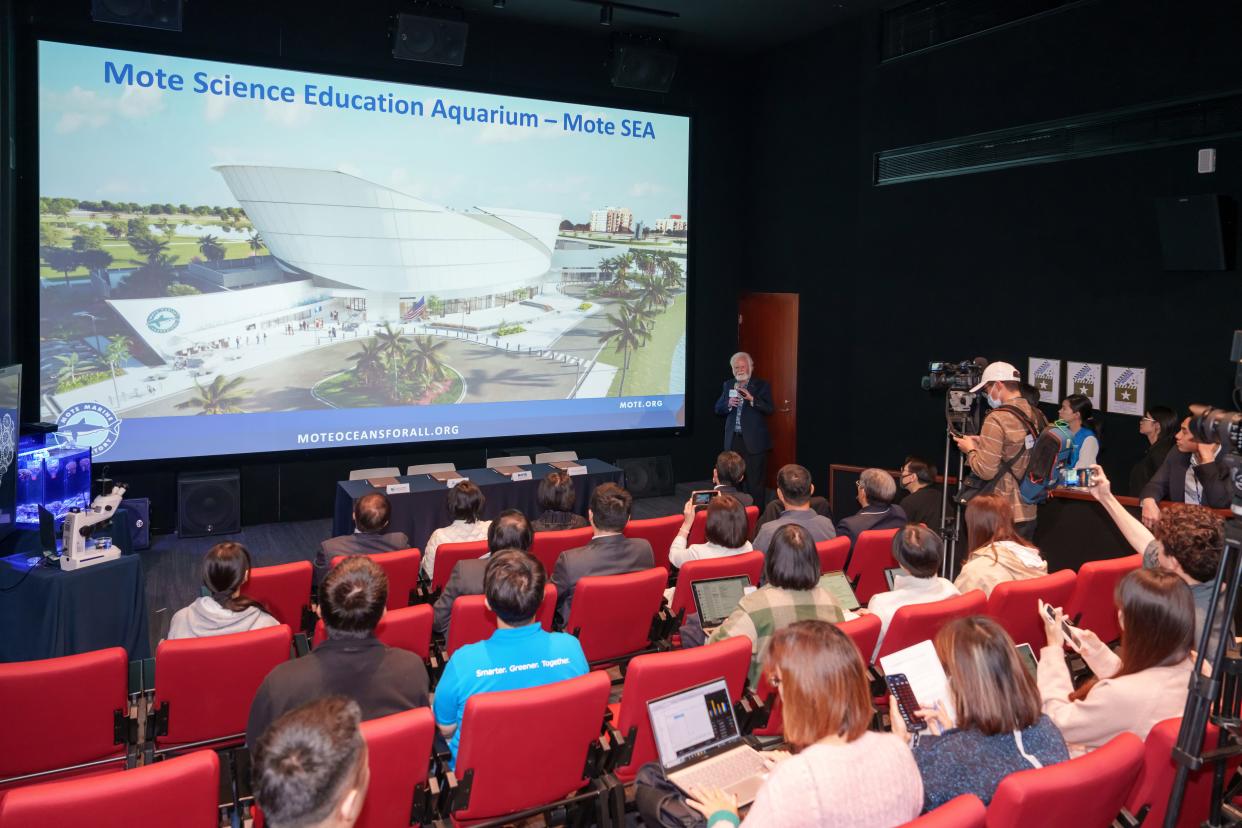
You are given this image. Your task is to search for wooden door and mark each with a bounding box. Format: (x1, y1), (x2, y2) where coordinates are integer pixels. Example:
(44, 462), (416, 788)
(737, 293), (799, 489)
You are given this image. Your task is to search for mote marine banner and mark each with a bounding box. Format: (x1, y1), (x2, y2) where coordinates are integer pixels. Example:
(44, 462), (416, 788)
(38, 41), (690, 462)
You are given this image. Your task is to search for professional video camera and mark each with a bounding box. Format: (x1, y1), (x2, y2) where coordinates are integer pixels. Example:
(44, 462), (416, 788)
(921, 360), (985, 393)
(1188, 406), (1242, 507)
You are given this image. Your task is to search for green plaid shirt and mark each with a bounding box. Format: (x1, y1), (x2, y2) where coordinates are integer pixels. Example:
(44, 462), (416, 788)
(706, 585), (846, 687)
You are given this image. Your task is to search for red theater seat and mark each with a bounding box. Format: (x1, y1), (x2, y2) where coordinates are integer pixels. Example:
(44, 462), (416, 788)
(444, 585), (557, 656)
(429, 540), (490, 593)
(623, 515), (683, 571)
(986, 569), (1078, 648)
(898, 794), (985, 827)
(564, 568), (666, 664)
(1064, 555), (1141, 644)
(529, 527), (594, 576)
(847, 528), (900, 604)
(816, 536), (851, 575)
(666, 552), (764, 618)
(876, 591), (986, 663)
(241, 560), (312, 631)
(312, 604), (433, 660)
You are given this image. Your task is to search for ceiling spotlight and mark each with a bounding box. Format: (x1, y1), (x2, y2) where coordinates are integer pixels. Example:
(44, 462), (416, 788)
(599, 4), (613, 25)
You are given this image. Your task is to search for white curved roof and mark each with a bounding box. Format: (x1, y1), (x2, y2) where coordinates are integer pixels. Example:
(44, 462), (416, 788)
(213, 165), (560, 297)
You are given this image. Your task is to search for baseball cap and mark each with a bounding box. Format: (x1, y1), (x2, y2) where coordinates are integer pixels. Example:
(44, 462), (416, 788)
(969, 361), (1021, 393)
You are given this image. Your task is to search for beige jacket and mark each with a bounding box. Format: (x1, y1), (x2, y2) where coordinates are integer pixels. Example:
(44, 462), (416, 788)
(1037, 635), (1192, 756)
(966, 399), (1042, 523)
(953, 541), (1047, 597)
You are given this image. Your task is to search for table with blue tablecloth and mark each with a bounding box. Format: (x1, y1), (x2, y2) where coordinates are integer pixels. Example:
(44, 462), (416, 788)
(332, 459), (625, 551)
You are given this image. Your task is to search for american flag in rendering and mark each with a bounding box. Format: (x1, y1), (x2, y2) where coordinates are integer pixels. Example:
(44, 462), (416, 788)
(402, 297), (428, 321)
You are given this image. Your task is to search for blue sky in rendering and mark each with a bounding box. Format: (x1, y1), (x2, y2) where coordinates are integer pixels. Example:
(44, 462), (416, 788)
(38, 41), (690, 226)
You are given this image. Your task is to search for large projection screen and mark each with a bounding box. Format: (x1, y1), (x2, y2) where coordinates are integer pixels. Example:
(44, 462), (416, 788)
(36, 41), (690, 463)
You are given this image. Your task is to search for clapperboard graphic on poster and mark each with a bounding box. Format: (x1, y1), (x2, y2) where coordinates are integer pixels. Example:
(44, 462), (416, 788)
(1065, 361), (1102, 409)
(1027, 358), (1062, 405)
(1106, 366), (1146, 416)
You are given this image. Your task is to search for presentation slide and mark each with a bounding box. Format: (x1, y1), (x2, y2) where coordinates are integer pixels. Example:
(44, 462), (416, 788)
(37, 41), (689, 463)
(0, 365), (17, 540)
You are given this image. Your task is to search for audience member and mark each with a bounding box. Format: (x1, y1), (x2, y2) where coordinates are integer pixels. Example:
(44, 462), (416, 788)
(422, 481), (492, 579)
(1129, 405), (1177, 495)
(711, 450), (754, 507)
(246, 557), (430, 750)
(434, 551), (588, 768)
(1139, 414), (1232, 525)
(751, 465), (836, 553)
(530, 472), (589, 532)
(836, 468), (908, 549)
(317, 493), (410, 586)
(432, 509), (533, 636)
(952, 361), (1046, 540)
(252, 696), (369, 828)
(1038, 568), (1194, 755)
(708, 524), (853, 687)
(552, 483), (654, 626)
(892, 617), (1068, 811)
(954, 494), (1047, 597)
(863, 526), (959, 660)
(755, 494), (833, 531)
(1059, 393), (1100, 469)
(669, 493), (753, 568)
(168, 541), (278, 640)
(1018, 381), (1043, 410)
(896, 456), (943, 530)
(687, 621), (923, 827)
(1087, 465), (1227, 657)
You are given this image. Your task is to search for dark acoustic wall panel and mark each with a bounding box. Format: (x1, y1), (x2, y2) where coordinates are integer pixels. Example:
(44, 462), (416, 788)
(1156, 195), (1231, 271)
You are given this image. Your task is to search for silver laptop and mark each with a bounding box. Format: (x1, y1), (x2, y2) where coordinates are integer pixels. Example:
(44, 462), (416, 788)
(691, 575), (749, 633)
(647, 677), (769, 805)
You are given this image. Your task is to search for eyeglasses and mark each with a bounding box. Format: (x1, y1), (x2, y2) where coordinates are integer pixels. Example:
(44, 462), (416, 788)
(855, 480), (864, 489)
(1140, 416), (1155, 423)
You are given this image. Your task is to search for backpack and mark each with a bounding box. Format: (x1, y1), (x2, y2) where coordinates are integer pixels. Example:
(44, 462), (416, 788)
(955, 404), (1053, 506)
(1017, 417), (1074, 504)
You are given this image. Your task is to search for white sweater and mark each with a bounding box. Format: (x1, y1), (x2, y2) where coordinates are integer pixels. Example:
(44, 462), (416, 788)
(865, 574), (961, 661)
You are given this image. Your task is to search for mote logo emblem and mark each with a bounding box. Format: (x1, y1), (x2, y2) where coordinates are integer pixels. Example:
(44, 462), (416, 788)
(147, 307), (180, 334)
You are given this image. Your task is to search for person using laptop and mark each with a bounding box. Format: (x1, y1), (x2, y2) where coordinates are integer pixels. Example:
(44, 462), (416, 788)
(687, 620), (923, 827)
(706, 524), (856, 688)
(861, 525), (960, 661)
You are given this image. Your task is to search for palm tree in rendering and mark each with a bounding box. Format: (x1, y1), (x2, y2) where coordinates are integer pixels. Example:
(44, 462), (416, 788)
(407, 335), (449, 383)
(103, 335), (132, 408)
(374, 322), (407, 400)
(348, 340), (385, 388)
(608, 252), (636, 296)
(658, 253), (685, 291)
(247, 230), (265, 264)
(176, 374), (250, 415)
(55, 352), (96, 388)
(128, 234), (170, 266)
(598, 301), (652, 397)
(634, 273), (674, 311)
(198, 234), (226, 263)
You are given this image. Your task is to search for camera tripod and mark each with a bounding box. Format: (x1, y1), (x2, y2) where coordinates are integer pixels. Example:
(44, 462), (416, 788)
(938, 392), (981, 579)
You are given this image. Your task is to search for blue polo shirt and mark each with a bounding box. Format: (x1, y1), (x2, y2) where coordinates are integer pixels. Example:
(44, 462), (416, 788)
(433, 622), (588, 766)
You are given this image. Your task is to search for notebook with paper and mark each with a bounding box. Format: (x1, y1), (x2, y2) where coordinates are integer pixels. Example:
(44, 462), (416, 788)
(647, 677), (769, 805)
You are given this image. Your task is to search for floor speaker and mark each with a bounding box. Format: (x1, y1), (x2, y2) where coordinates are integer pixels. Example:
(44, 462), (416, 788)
(615, 456), (674, 498)
(119, 497), (151, 550)
(177, 470), (241, 538)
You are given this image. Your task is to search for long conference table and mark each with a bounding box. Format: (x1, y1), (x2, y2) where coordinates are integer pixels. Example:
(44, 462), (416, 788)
(332, 458), (625, 552)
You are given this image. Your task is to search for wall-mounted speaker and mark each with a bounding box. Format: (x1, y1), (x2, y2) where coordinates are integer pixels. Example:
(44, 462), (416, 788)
(177, 470), (240, 538)
(610, 41), (677, 93)
(91, 0), (184, 31)
(393, 12), (468, 66)
(615, 455), (674, 498)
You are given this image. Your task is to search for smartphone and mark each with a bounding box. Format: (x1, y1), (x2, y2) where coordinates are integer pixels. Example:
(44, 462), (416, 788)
(886, 673), (926, 733)
(1057, 466), (1092, 488)
(883, 567), (902, 591)
(1044, 603), (1081, 648)
(691, 490), (719, 508)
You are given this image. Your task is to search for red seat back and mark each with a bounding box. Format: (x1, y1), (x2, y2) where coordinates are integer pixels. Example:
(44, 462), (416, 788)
(1064, 555), (1141, 644)
(0, 647), (129, 784)
(899, 794), (986, 827)
(876, 590), (986, 662)
(611, 637), (752, 781)
(564, 568), (667, 662)
(1127, 717), (1242, 828)
(986, 732), (1144, 828)
(154, 625), (292, 749)
(816, 536), (851, 575)
(452, 671), (611, 823)
(623, 515), (683, 571)
(529, 527), (595, 576)
(444, 585), (558, 656)
(667, 552), (765, 617)
(355, 707), (435, 828)
(986, 569), (1078, 648)
(240, 561), (312, 630)
(430, 540), (490, 592)
(745, 506), (759, 540)
(313, 604), (433, 660)
(0, 749), (219, 828)
(846, 528), (900, 604)
(330, 548), (421, 610)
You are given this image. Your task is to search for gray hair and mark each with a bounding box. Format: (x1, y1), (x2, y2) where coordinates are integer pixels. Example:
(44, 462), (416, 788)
(730, 352), (753, 368)
(860, 468), (897, 505)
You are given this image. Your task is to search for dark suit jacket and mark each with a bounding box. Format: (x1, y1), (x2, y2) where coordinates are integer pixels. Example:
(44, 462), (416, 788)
(432, 558), (488, 636)
(896, 486), (943, 530)
(1139, 448), (1231, 508)
(713, 377), (774, 453)
(316, 531), (410, 585)
(1129, 437), (1174, 497)
(245, 636), (429, 750)
(713, 484), (754, 508)
(552, 533), (654, 628)
(836, 504), (909, 549)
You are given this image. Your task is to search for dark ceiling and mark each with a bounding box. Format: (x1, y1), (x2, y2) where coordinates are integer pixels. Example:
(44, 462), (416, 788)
(454, 0), (894, 54)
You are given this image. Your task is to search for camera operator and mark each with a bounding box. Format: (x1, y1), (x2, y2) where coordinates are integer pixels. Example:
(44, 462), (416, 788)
(1138, 413), (1232, 528)
(952, 362), (1045, 540)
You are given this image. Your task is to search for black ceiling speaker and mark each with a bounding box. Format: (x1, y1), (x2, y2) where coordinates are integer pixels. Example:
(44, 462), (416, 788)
(91, 0), (184, 31)
(393, 12), (468, 67)
(610, 40), (677, 93)
(177, 470), (241, 538)
(615, 455), (674, 498)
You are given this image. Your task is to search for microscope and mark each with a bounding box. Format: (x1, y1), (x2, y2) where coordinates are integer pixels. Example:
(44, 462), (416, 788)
(59, 483), (127, 571)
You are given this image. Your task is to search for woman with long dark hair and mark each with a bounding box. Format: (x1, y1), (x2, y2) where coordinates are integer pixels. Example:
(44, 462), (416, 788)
(1129, 405), (1178, 494)
(1038, 567), (1194, 755)
(1059, 393), (1101, 469)
(953, 494), (1047, 596)
(167, 542), (277, 639)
